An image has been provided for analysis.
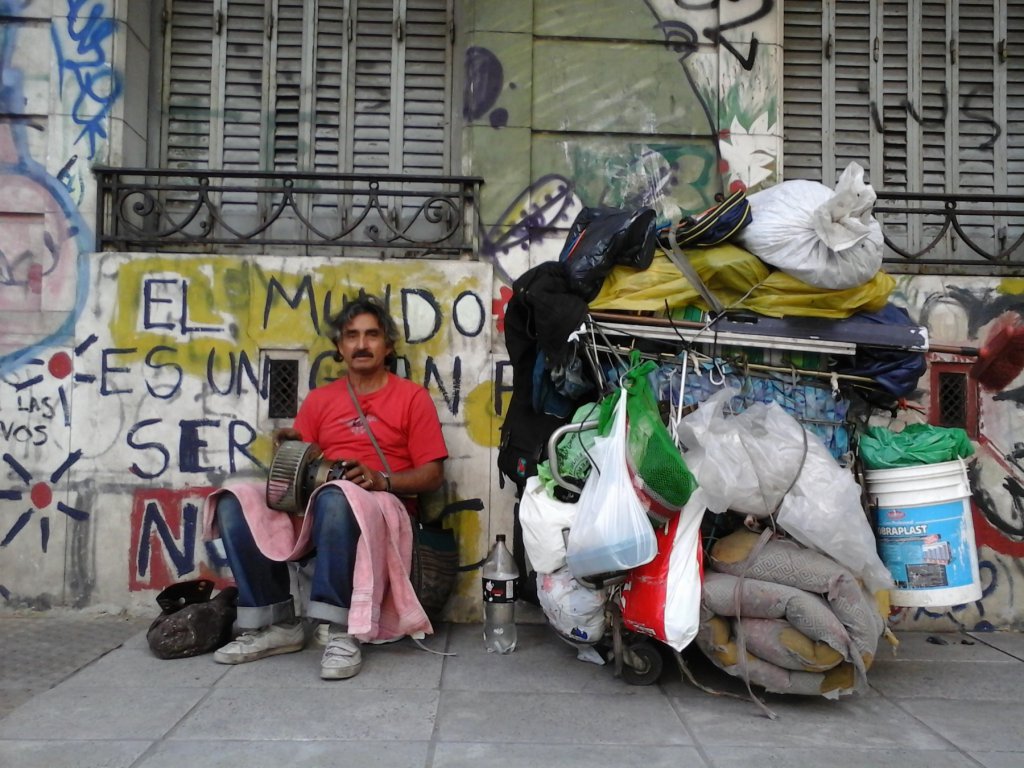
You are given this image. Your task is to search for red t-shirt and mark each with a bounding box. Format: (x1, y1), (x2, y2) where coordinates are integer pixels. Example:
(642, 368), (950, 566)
(293, 374), (448, 475)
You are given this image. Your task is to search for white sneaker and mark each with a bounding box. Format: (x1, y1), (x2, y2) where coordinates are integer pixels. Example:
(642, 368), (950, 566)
(213, 621), (305, 664)
(316, 620), (399, 646)
(320, 625), (362, 680)
(313, 622), (329, 647)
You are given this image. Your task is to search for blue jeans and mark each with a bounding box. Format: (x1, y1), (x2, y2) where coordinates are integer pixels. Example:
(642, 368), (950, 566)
(215, 486), (360, 629)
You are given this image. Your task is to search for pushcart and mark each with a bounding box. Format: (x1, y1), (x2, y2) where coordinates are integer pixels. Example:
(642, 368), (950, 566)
(544, 418), (668, 686)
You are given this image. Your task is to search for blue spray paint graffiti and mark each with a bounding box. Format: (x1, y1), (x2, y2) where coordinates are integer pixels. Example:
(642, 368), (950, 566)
(0, 3), (93, 376)
(463, 46), (508, 128)
(51, 0), (123, 160)
(0, 450), (88, 551)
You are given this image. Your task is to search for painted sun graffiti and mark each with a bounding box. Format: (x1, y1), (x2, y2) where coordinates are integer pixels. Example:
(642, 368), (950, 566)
(1, 450), (87, 552)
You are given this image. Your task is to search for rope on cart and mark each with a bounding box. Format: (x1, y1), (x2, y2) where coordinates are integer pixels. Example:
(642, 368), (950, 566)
(727, 425), (810, 720)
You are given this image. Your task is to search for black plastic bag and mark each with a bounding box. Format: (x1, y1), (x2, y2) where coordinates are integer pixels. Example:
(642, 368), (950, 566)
(560, 207), (657, 301)
(147, 579), (238, 660)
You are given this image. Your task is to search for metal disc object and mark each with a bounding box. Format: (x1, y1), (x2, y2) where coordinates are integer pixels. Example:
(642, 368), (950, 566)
(266, 440), (320, 514)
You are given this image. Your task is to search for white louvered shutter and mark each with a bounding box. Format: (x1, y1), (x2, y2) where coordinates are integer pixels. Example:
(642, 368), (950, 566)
(781, 1), (825, 180)
(783, 1), (1019, 266)
(346, 0), (452, 176)
(161, 0), (452, 241)
(879, 2), (911, 192)
(1009, 2), (1024, 198)
(398, 0), (452, 236)
(402, 0), (451, 176)
(309, 0), (350, 232)
(220, 0), (270, 229)
(222, 0), (268, 173)
(957, 1), (999, 193)
(833, 1), (872, 181)
(163, 0), (217, 171)
(1008, 2), (1024, 255)
(312, 0), (349, 175)
(349, 0), (396, 175)
(270, 0), (308, 174)
(345, 0), (452, 234)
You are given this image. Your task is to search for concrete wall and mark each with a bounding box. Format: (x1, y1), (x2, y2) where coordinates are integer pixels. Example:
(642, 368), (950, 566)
(0, 0), (1022, 630)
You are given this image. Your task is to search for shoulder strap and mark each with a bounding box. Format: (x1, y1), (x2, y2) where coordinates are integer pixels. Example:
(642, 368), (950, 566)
(346, 378), (393, 475)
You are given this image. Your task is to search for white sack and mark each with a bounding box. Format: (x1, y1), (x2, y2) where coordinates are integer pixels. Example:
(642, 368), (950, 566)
(676, 388), (893, 593)
(737, 162), (884, 289)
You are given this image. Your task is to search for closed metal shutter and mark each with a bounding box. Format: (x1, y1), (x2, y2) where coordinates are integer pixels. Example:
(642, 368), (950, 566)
(783, 0), (1022, 264)
(161, 0), (453, 176)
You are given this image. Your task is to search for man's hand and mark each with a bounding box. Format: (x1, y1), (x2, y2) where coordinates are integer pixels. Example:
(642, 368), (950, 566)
(342, 461), (387, 493)
(272, 427), (302, 451)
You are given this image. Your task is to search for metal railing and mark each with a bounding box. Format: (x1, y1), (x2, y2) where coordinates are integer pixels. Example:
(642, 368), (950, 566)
(874, 191), (1024, 276)
(93, 167), (483, 258)
(92, 168), (1023, 276)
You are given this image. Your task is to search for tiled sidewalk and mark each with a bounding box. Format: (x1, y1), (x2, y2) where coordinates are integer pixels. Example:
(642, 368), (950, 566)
(1, 616), (1023, 768)
(0, 612), (149, 719)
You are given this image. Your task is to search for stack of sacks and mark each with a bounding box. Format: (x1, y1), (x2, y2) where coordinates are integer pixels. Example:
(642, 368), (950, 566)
(697, 529), (885, 698)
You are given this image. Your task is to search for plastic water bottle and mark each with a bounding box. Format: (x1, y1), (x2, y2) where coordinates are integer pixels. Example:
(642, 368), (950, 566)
(482, 534), (519, 654)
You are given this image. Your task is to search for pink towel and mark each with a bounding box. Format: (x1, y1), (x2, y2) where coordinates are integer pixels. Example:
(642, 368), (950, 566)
(203, 480), (433, 642)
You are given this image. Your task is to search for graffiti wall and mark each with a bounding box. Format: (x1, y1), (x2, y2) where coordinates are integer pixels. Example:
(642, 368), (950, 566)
(0, 0), (94, 607)
(0, 0), (1022, 629)
(884, 276), (1024, 631)
(2, 249), (495, 613)
(464, 0), (1024, 632)
(68, 255), (494, 614)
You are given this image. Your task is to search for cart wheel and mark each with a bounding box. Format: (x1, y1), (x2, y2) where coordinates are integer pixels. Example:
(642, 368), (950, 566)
(621, 641), (663, 686)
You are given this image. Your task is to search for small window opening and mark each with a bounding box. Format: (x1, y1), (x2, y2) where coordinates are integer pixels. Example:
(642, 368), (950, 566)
(267, 358), (299, 419)
(937, 371), (967, 428)
(929, 360), (978, 439)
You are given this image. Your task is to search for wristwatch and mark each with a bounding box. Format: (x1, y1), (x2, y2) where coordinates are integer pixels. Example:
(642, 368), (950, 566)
(380, 472), (392, 493)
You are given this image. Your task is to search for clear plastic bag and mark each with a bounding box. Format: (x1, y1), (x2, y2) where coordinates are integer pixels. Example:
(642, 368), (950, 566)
(566, 394), (658, 579)
(675, 388), (795, 517)
(537, 567), (608, 645)
(676, 388), (893, 593)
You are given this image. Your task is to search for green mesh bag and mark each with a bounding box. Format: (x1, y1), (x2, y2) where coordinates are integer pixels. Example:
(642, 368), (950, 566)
(599, 354), (698, 524)
(555, 402), (603, 482)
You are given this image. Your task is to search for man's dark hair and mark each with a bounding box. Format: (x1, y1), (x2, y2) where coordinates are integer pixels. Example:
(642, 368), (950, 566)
(325, 293), (400, 362)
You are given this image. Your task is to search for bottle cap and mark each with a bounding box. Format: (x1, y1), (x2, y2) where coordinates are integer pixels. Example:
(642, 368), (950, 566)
(496, 534), (505, 543)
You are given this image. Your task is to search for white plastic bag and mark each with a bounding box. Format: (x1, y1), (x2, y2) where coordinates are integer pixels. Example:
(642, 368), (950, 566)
(737, 162), (883, 289)
(519, 476), (578, 574)
(620, 488), (706, 651)
(675, 388), (799, 516)
(566, 394), (658, 579)
(537, 568), (608, 645)
(675, 389), (893, 593)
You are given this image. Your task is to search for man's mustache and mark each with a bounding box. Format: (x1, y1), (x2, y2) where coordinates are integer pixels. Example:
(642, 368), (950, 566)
(352, 351), (374, 358)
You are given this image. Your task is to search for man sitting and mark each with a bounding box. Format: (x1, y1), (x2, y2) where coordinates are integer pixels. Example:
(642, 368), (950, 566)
(203, 294), (447, 679)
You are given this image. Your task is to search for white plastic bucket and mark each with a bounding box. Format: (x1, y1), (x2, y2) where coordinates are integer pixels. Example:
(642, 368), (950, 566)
(865, 458), (981, 607)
